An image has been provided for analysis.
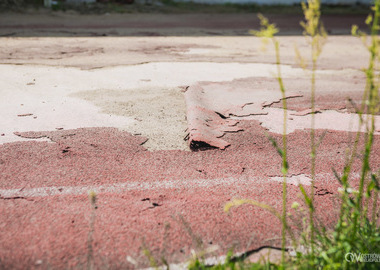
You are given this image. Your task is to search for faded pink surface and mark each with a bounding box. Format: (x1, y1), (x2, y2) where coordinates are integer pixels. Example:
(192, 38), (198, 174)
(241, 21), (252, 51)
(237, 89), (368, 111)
(1, 67), (378, 269)
(184, 73), (366, 150)
(184, 78), (303, 150)
(1, 123), (379, 269)
(0, 12), (378, 268)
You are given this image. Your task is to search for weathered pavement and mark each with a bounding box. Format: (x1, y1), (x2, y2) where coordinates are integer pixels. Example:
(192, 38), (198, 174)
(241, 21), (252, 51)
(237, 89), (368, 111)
(0, 11), (369, 37)
(1, 12), (380, 269)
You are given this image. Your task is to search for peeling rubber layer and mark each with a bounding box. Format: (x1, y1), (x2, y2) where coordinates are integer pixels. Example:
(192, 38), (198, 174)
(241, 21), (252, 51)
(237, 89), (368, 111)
(184, 78), (302, 150)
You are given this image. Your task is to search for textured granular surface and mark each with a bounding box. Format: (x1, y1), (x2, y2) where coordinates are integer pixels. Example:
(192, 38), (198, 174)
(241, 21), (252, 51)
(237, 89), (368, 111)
(1, 122), (379, 269)
(1, 12), (379, 269)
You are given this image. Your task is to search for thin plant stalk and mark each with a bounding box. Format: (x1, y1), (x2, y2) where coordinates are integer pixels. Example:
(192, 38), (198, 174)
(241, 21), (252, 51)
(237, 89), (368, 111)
(300, 0), (326, 259)
(249, 16), (289, 265)
(309, 41), (317, 260)
(258, 25), (289, 266)
(274, 39), (289, 265)
(353, 0), (380, 236)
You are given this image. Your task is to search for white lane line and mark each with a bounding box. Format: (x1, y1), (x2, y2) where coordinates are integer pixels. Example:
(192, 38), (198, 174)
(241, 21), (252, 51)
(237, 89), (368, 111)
(0, 175), (314, 199)
(270, 174), (312, 186)
(0, 177), (242, 198)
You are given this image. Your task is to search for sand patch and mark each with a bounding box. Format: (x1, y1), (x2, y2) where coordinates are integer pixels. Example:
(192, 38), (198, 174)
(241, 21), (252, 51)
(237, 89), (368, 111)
(73, 87), (188, 151)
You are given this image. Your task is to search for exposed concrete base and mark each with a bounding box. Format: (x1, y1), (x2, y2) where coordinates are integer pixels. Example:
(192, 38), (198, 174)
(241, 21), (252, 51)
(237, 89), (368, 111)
(1, 32), (379, 269)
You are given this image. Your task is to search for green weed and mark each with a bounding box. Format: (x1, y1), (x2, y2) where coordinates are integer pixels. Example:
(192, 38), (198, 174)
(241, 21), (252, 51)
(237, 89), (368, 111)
(195, 1), (380, 269)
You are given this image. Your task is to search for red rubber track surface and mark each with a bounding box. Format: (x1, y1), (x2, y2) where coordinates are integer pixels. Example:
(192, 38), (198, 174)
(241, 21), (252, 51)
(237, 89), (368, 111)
(1, 122), (379, 269)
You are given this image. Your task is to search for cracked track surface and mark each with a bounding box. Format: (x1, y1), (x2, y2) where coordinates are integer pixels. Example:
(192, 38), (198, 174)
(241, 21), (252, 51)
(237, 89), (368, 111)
(2, 123), (379, 269)
(0, 36), (370, 69)
(1, 27), (379, 268)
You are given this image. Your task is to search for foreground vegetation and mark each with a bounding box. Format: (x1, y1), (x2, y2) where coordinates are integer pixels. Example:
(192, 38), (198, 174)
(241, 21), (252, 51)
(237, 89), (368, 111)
(187, 0), (380, 269)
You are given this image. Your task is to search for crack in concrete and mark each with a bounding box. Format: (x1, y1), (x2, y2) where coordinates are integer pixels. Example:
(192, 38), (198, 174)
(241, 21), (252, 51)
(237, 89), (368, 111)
(261, 95), (304, 108)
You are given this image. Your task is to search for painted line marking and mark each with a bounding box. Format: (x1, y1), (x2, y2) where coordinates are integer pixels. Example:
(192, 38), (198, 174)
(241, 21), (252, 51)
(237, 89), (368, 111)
(0, 175), (314, 199)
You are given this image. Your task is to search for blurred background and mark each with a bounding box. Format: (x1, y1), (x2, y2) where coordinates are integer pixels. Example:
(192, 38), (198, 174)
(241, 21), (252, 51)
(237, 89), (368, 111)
(0, 0), (373, 12)
(0, 0), (373, 36)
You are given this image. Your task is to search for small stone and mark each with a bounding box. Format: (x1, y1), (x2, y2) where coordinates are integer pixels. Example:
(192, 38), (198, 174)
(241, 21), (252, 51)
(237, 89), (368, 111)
(55, 127), (64, 130)
(35, 259), (43, 265)
(1, 134), (5, 136)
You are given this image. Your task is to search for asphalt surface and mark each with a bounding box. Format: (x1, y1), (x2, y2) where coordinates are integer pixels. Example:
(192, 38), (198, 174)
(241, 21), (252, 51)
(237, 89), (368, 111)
(1, 11), (380, 269)
(0, 11), (369, 37)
